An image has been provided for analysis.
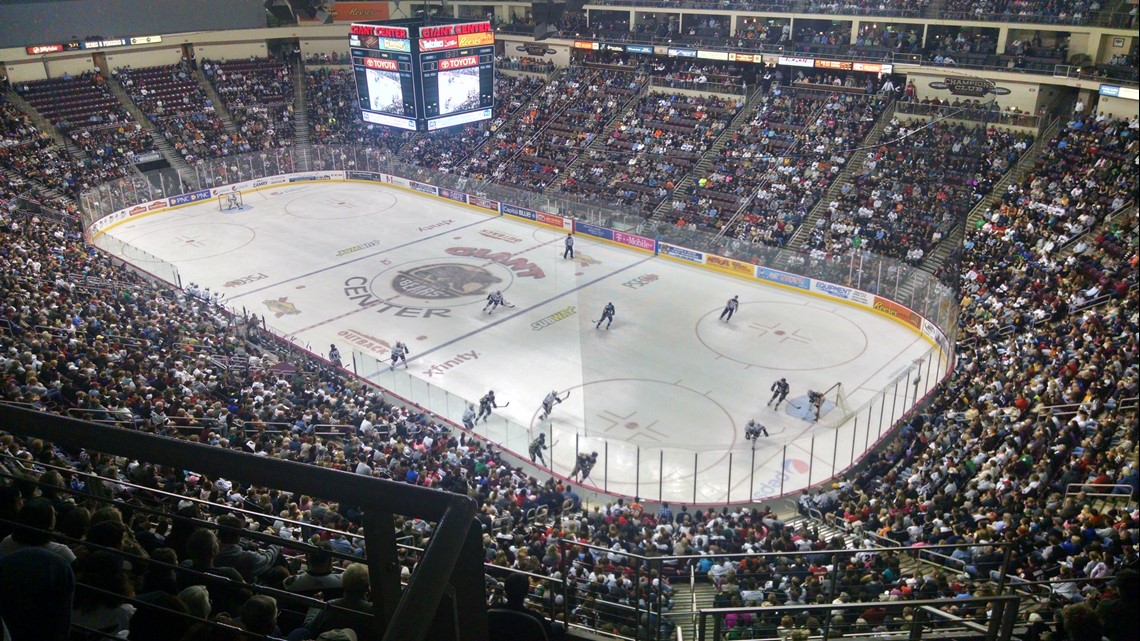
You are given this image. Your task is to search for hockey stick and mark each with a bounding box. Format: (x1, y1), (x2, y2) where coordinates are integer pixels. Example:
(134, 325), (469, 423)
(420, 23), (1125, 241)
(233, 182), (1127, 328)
(500, 401), (511, 408)
(787, 401), (801, 410)
(558, 390), (571, 402)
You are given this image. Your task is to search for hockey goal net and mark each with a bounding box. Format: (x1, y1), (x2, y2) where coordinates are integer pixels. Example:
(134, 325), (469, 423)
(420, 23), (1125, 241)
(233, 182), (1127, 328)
(218, 191), (243, 211)
(813, 382), (855, 428)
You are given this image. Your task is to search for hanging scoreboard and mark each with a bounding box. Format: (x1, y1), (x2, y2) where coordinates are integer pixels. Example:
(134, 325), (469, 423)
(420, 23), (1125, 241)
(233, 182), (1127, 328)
(350, 19), (495, 132)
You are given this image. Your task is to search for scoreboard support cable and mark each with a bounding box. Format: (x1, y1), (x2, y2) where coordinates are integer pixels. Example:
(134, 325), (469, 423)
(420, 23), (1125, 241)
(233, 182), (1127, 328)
(349, 19), (495, 132)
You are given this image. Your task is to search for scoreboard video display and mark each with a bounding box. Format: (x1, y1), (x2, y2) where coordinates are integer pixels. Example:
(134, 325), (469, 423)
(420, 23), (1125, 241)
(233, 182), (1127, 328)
(350, 19), (495, 132)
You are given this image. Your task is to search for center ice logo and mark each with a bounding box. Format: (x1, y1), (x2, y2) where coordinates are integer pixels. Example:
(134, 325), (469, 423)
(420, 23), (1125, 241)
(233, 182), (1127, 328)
(391, 263), (501, 299)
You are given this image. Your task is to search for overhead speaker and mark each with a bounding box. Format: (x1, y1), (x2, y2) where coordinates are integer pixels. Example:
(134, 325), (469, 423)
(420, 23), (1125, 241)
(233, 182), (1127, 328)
(533, 23), (560, 40)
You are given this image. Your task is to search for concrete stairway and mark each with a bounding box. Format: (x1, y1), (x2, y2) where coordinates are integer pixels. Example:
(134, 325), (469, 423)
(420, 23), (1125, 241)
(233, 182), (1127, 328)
(4, 88), (70, 148)
(541, 74), (650, 194)
(104, 75), (198, 191)
(292, 58), (313, 172)
(197, 71), (240, 135)
(899, 115), (1062, 296)
(645, 86), (765, 223)
(783, 99), (896, 254)
(3, 89), (79, 207)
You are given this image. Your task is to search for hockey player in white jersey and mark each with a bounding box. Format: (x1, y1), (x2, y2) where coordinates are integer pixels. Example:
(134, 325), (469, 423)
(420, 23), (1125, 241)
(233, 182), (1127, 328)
(539, 389), (569, 421)
(389, 341), (409, 370)
(462, 403), (476, 430)
(483, 290), (505, 314)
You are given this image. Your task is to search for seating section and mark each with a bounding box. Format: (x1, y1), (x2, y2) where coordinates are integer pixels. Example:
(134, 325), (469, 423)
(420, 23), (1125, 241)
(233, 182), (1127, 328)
(803, 119), (1032, 264)
(204, 58), (295, 150)
(402, 73), (545, 172)
(0, 50), (1139, 641)
(306, 68), (409, 151)
(806, 0), (929, 16)
(0, 100), (88, 203)
(943, 0), (1102, 23)
(559, 93), (739, 217)
(115, 61), (237, 163)
(460, 67), (642, 190)
(15, 72), (155, 182)
(676, 88), (886, 246)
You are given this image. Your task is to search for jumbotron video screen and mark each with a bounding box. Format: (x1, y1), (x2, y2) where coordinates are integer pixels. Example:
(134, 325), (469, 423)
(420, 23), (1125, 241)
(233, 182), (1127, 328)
(350, 19), (495, 132)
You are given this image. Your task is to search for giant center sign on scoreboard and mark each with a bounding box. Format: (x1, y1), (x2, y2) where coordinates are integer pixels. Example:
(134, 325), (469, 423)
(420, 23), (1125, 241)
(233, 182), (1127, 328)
(350, 19), (495, 131)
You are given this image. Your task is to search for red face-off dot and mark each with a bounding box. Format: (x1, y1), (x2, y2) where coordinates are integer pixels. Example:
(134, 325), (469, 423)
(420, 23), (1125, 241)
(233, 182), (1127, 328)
(625, 422), (639, 430)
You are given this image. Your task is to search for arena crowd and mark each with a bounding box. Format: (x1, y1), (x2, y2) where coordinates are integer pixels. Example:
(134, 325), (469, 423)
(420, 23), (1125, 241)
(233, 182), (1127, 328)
(0, 49), (1136, 641)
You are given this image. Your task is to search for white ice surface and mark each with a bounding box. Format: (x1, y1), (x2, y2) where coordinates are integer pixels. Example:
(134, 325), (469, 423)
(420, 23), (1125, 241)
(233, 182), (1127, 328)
(100, 182), (942, 503)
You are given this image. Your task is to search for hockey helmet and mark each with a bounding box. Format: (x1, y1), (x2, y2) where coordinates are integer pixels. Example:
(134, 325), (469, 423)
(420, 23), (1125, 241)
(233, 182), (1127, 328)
(537, 433), (545, 441)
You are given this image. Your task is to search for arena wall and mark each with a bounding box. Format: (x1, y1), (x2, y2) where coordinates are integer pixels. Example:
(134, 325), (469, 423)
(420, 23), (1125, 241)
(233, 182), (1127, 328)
(105, 46), (186, 69)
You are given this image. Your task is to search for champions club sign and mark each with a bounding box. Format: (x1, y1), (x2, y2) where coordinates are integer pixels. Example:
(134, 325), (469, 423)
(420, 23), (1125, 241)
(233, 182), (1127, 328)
(516, 43), (557, 56)
(928, 77), (1011, 98)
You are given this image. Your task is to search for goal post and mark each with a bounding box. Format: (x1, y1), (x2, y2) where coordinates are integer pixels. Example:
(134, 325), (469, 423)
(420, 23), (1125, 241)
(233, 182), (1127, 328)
(218, 191), (243, 211)
(814, 382), (855, 428)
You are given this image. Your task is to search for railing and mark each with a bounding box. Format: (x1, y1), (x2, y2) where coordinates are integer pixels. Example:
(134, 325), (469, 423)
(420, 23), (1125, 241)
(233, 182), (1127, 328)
(0, 402), (486, 641)
(698, 595), (1022, 641)
(649, 77), (747, 96)
(895, 101), (1042, 130)
(77, 145), (959, 505)
(1066, 483), (1136, 498)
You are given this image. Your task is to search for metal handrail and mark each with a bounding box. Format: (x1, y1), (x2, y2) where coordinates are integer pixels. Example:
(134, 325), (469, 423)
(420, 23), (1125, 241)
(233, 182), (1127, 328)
(698, 594), (1023, 641)
(1065, 483), (1135, 498)
(0, 403), (484, 641)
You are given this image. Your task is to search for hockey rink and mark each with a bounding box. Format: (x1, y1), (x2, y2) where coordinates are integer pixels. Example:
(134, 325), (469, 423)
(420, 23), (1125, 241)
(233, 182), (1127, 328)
(97, 182), (944, 503)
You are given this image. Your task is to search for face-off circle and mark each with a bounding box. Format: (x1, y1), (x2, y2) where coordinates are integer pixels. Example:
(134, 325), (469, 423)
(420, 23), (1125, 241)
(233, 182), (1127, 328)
(116, 222), (257, 262)
(697, 301), (868, 370)
(366, 255), (516, 309)
(537, 378), (740, 478)
(283, 190), (398, 220)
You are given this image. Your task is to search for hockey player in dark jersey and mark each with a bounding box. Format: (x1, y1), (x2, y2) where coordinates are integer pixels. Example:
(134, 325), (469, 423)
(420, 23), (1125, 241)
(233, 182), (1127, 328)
(768, 377), (790, 409)
(595, 302), (615, 329)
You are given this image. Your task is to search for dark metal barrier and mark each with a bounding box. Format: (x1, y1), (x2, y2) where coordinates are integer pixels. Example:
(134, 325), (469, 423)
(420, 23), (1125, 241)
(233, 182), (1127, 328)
(0, 403), (487, 641)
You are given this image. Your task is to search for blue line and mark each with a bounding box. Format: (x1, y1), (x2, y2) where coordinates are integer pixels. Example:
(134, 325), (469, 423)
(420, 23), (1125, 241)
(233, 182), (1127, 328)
(228, 216), (496, 301)
(406, 255), (654, 368)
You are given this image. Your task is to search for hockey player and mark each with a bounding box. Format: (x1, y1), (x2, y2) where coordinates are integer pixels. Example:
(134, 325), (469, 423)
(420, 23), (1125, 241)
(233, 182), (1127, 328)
(328, 344), (341, 366)
(539, 390), (566, 421)
(768, 377), (790, 409)
(529, 432), (548, 465)
(462, 403), (477, 430)
(564, 233), (575, 259)
(720, 295), (740, 322)
(484, 290), (505, 314)
(745, 419), (769, 441)
(595, 302), (615, 329)
(477, 390), (501, 423)
(808, 390), (825, 421)
(570, 451), (598, 482)
(389, 341), (409, 370)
